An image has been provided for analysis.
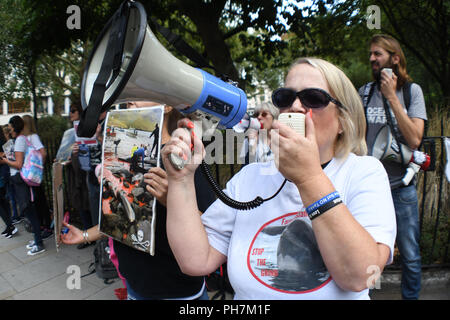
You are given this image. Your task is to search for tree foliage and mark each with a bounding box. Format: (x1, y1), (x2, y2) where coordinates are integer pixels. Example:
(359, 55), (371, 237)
(1, 0), (448, 111)
(373, 0), (450, 104)
(286, 0), (449, 104)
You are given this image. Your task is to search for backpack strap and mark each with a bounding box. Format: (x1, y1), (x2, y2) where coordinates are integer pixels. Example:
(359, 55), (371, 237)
(401, 81), (412, 112)
(362, 81), (376, 109)
(384, 81), (413, 145)
(362, 82), (376, 139)
(23, 136), (33, 148)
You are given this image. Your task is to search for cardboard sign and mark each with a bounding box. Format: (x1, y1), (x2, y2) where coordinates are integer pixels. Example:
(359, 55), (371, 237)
(52, 162), (64, 252)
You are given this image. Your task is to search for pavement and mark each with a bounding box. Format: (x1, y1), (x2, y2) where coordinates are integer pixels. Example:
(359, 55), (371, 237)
(0, 220), (123, 300)
(1, 219), (449, 300)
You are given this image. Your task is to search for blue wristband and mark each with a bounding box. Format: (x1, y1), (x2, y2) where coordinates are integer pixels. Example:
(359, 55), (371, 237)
(308, 197), (342, 220)
(306, 191), (340, 215)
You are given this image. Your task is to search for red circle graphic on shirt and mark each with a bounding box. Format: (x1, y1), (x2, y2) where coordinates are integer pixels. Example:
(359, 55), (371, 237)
(247, 211), (331, 294)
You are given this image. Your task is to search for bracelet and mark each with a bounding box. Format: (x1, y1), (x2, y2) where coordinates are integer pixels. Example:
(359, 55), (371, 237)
(308, 197), (343, 220)
(306, 191), (340, 215)
(82, 230), (90, 244)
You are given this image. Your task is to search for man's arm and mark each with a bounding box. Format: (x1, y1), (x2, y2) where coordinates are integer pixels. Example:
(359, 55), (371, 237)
(386, 96), (424, 149)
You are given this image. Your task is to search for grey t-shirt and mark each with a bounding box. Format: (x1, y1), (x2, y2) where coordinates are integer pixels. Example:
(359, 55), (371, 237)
(359, 82), (427, 186)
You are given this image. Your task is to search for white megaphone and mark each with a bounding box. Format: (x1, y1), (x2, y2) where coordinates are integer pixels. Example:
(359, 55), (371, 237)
(232, 113), (262, 133)
(79, 0), (247, 140)
(372, 125), (431, 186)
(371, 125), (412, 165)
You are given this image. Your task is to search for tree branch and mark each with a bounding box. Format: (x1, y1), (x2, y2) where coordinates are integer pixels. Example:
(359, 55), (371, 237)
(41, 60), (77, 93)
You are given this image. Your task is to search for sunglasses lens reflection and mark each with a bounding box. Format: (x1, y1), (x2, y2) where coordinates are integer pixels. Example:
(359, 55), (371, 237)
(272, 88), (296, 109)
(299, 89), (329, 109)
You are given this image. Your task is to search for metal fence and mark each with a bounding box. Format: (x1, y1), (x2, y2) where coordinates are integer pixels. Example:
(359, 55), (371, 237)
(41, 134), (63, 211)
(415, 116), (449, 266)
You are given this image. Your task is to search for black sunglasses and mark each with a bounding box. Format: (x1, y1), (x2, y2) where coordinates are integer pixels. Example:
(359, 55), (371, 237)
(253, 111), (270, 118)
(272, 87), (345, 110)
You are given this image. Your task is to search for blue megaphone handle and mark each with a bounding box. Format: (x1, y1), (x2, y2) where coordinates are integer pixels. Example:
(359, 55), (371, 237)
(185, 69), (247, 129)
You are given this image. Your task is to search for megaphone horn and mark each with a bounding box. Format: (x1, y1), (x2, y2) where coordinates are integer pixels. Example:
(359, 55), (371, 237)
(371, 125), (412, 166)
(78, 0), (247, 137)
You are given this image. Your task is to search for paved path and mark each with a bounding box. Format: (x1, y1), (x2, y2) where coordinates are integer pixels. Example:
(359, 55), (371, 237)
(1, 220), (448, 300)
(0, 221), (122, 300)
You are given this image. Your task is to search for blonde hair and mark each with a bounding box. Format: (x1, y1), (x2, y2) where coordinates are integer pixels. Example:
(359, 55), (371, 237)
(289, 57), (367, 158)
(22, 114), (37, 135)
(22, 114), (37, 136)
(254, 101), (280, 120)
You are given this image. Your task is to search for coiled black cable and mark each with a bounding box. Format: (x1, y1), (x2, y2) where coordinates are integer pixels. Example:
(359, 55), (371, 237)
(200, 161), (287, 211)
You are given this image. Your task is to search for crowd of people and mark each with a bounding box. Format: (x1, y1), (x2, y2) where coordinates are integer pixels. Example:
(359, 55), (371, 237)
(1, 34), (427, 300)
(0, 115), (53, 255)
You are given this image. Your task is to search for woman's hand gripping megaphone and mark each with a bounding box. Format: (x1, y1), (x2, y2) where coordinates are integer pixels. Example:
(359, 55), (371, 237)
(162, 118), (205, 179)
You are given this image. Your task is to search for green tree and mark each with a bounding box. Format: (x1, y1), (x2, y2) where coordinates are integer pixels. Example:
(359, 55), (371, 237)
(373, 0), (450, 105)
(17, 0), (295, 92)
(285, 0), (449, 105)
(0, 1), (92, 114)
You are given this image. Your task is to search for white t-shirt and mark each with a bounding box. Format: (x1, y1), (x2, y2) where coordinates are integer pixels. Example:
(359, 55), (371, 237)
(10, 134), (44, 176)
(239, 138), (274, 164)
(201, 153), (396, 300)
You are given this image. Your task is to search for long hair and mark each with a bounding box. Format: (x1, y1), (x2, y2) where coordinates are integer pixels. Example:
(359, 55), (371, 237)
(8, 115), (24, 135)
(22, 114), (37, 135)
(0, 124), (6, 146)
(288, 57), (367, 158)
(370, 34), (412, 88)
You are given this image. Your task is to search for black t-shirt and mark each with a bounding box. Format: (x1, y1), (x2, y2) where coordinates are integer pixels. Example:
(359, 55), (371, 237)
(114, 165), (217, 299)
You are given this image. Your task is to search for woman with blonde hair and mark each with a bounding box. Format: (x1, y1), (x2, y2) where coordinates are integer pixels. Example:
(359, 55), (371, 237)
(21, 115), (47, 160)
(21, 115), (53, 241)
(0, 116), (45, 255)
(163, 57), (396, 299)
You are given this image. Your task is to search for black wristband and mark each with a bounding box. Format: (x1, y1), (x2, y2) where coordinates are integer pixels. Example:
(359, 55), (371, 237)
(308, 197), (343, 220)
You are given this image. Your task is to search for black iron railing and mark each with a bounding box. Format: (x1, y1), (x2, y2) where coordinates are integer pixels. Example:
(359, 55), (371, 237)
(415, 116), (449, 265)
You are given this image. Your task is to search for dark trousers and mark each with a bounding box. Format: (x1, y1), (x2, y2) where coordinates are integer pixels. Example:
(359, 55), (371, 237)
(11, 174), (43, 246)
(6, 181), (19, 218)
(80, 209), (93, 230)
(0, 187), (13, 228)
(32, 184), (52, 229)
(86, 172), (100, 226)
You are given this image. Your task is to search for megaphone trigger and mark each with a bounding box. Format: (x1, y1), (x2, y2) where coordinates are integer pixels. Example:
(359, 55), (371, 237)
(168, 120), (198, 170)
(169, 153), (188, 170)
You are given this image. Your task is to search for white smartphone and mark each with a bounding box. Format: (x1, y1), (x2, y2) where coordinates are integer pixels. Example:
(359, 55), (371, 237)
(382, 68), (393, 78)
(278, 113), (305, 137)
